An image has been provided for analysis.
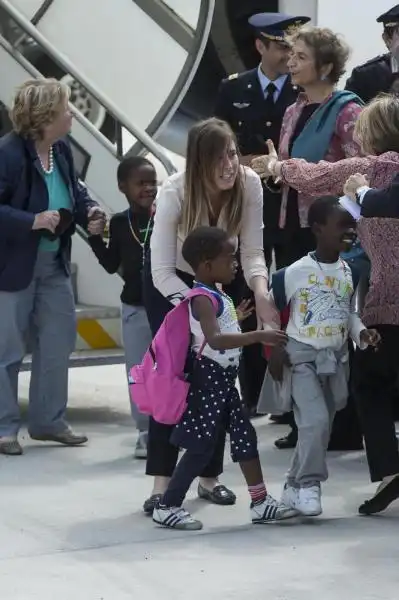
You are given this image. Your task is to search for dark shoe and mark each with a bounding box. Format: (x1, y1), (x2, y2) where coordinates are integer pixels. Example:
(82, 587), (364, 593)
(143, 493), (163, 515)
(328, 441), (363, 451)
(270, 414), (292, 425)
(359, 475), (399, 515)
(30, 429), (88, 446)
(0, 438), (23, 455)
(198, 483), (236, 505)
(248, 406), (263, 420)
(274, 430), (297, 450)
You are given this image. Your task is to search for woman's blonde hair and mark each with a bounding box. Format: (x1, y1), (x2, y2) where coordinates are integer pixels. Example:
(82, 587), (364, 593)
(9, 78), (70, 140)
(355, 93), (399, 155)
(182, 118), (244, 237)
(288, 25), (350, 85)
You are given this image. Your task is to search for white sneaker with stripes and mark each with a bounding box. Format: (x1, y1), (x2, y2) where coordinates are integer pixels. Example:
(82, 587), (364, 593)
(153, 505), (203, 530)
(251, 493), (298, 523)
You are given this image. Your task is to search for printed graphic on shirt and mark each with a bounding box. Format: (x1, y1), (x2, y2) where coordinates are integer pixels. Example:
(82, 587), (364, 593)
(297, 272), (353, 339)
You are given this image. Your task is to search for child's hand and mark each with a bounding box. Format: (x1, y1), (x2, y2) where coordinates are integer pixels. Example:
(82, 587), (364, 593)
(360, 328), (381, 348)
(268, 347), (291, 382)
(257, 329), (288, 347)
(236, 299), (254, 322)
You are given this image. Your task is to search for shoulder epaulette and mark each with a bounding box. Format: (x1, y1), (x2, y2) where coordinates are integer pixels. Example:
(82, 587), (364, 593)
(356, 54), (389, 70)
(228, 73), (238, 80)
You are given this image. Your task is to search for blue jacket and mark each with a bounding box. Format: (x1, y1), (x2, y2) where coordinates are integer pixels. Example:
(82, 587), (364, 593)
(0, 132), (97, 291)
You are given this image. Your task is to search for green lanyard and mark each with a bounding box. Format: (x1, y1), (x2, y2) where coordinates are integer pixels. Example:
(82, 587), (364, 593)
(128, 211), (152, 248)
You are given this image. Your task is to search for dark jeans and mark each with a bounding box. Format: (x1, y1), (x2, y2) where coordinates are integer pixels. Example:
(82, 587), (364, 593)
(353, 325), (399, 482)
(162, 444), (216, 507)
(142, 251), (225, 478)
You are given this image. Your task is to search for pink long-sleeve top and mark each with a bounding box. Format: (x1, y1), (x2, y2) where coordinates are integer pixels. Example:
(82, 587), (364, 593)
(280, 151), (399, 198)
(278, 93), (363, 228)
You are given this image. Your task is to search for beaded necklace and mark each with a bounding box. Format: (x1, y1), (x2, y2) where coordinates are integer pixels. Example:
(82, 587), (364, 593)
(38, 146), (54, 175)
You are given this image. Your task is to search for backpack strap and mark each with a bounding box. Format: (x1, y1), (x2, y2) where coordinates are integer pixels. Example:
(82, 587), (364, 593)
(185, 288), (222, 359)
(270, 269), (288, 313)
(185, 287), (220, 312)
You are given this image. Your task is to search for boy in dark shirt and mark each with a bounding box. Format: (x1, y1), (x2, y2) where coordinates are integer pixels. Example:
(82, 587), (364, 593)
(89, 156), (157, 458)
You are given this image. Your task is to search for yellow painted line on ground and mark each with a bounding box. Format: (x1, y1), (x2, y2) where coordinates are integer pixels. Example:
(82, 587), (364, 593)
(77, 319), (119, 349)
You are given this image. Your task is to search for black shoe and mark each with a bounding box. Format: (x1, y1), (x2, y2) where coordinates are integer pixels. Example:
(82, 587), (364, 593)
(269, 414), (292, 425)
(328, 440), (363, 451)
(198, 483), (236, 505)
(359, 475), (399, 515)
(274, 430), (297, 449)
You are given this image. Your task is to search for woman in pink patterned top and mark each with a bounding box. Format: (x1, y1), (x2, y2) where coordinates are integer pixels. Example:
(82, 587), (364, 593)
(252, 94), (399, 201)
(253, 26), (363, 269)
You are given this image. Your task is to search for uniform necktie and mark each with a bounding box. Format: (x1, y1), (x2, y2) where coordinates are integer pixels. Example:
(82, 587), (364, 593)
(264, 81), (277, 103)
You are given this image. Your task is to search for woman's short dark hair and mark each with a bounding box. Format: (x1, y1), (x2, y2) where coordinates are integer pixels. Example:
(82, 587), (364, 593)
(289, 26), (350, 85)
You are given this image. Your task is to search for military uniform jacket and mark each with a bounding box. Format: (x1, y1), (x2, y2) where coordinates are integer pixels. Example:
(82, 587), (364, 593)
(214, 68), (300, 239)
(345, 53), (399, 103)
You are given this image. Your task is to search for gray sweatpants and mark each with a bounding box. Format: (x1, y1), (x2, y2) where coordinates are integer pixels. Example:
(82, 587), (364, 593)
(121, 303), (151, 432)
(287, 361), (336, 487)
(0, 252), (76, 437)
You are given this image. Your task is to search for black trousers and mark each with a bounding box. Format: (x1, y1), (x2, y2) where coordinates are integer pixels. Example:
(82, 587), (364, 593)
(142, 251), (226, 478)
(224, 263), (266, 410)
(353, 325), (399, 482)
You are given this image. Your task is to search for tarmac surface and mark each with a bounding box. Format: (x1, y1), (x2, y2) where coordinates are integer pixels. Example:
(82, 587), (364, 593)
(1, 364), (398, 599)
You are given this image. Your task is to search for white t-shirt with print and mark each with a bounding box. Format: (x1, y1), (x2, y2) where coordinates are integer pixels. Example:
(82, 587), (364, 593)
(189, 285), (241, 368)
(275, 254), (366, 351)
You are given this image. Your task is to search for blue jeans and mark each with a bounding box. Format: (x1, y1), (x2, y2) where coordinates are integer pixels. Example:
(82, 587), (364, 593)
(0, 252), (76, 437)
(121, 303), (151, 432)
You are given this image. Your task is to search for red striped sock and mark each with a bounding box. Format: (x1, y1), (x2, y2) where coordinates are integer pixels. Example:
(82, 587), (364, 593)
(248, 482), (267, 504)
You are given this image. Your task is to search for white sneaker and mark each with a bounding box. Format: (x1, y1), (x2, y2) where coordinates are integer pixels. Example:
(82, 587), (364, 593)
(251, 493), (297, 523)
(296, 485), (322, 516)
(153, 505), (203, 530)
(281, 483), (299, 512)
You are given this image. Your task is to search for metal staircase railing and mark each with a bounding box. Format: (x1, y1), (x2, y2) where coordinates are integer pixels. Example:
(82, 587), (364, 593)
(0, 0), (178, 176)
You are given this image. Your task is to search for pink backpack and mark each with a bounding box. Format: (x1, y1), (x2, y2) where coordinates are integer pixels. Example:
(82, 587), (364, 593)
(129, 288), (219, 425)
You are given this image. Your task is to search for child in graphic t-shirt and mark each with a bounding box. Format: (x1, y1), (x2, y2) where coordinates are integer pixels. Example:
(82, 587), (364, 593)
(265, 196), (380, 518)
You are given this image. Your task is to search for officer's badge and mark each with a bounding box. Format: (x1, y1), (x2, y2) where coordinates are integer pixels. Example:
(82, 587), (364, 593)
(233, 102), (250, 109)
(228, 73), (238, 80)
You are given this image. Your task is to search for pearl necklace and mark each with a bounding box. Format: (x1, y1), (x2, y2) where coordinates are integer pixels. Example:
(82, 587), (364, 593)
(38, 146), (54, 174)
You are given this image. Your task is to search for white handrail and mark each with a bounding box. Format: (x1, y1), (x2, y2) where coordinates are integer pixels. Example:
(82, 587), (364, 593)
(0, 0), (178, 175)
(0, 33), (118, 159)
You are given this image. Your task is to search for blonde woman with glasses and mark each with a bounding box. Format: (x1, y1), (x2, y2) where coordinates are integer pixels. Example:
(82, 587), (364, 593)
(0, 78), (106, 455)
(141, 117), (276, 515)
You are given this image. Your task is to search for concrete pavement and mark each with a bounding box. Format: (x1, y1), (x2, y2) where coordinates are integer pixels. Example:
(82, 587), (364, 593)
(1, 364), (398, 599)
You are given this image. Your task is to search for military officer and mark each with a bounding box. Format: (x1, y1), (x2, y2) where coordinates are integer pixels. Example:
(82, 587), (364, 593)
(345, 5), (399, 102)
(215, 12), (310, 268)
(214, 13), (310, 414)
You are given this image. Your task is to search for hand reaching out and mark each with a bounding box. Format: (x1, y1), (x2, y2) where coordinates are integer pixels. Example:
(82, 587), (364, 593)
(360, 328), (381, 349)
(236, 299), (254, 322)
(343, 173), (369, 201)
(251, 140), (280, 180)
(257, 328), (288, 347)
(87, 207), (107, 236)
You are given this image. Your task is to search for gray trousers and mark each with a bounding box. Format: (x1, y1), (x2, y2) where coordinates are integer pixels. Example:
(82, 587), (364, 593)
(287, 361), (336, 487)
(121, 303), (151, 432)
(0, 252), (76, 437)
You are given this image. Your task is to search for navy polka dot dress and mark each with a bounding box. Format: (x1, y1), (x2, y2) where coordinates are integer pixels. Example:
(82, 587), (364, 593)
(171, 355), (258, 463)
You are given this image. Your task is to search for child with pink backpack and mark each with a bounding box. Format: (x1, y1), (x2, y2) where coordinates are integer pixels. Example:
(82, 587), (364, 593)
(131, 226), (295, 530)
